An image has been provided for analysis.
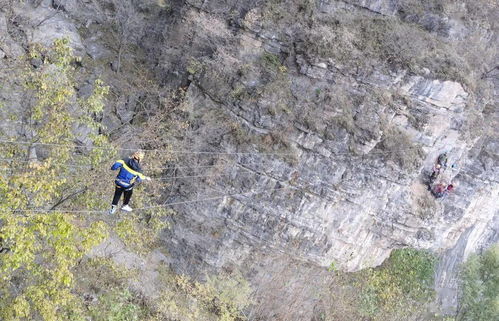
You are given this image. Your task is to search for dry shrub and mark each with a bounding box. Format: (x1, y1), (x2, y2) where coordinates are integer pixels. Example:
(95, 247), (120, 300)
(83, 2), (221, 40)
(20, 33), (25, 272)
(377, 126), (424, 171)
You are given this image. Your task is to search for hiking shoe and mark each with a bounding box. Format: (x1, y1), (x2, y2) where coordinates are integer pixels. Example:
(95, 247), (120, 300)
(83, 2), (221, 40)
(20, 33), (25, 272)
(109, 205), (117, 215)
(121, 205), (133, 212)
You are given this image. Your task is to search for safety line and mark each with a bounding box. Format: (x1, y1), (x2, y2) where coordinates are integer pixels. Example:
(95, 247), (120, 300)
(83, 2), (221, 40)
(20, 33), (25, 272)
(0, 158), (92, 168)
(0, 170), (260, 182)
(0, 155), (292, 195)
(0, 143), (425, 167)
(4, 164), (496, 214)
(0, 159), (497, 187)
(0, 140), (295, 156)
(11, 185), (293, 213)
(0, 139), (424, 157)
(153, 171), (253, 181)
(2, 143), (495, 211)
(1, 158), (495, 184)
(0, 157), (248, 172)
(133, 185), (293, 210)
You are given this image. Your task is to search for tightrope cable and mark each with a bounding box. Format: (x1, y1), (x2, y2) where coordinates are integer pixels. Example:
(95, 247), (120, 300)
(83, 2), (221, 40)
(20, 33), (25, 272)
(0, 139), (295, 155)
(12, 185), (293, 213)
(0, 157), (249, 172)
(0, 139), (425, 157)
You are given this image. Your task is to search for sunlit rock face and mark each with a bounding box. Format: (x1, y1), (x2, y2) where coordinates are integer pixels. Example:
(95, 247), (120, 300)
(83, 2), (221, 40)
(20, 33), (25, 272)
(1, 0), (497, 318)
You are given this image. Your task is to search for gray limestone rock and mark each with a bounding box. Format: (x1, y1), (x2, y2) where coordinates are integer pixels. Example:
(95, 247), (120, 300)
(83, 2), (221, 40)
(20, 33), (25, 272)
(0, 13), (25, 58)
(0, 0), (497, 320)
(17, 5), (85, 53)
(84, 40), (112, 60)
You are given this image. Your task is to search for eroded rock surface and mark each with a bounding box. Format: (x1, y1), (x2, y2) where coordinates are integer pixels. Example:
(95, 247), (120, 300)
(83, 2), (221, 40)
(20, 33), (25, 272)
(0, 0), (497, 319)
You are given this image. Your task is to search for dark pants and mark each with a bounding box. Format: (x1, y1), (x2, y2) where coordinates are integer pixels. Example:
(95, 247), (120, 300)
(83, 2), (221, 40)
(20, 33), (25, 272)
(112, 186), (133, 206)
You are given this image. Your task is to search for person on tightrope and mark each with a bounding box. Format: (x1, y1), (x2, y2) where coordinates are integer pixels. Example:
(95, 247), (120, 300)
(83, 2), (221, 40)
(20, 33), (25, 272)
(109, 151), (151, 214)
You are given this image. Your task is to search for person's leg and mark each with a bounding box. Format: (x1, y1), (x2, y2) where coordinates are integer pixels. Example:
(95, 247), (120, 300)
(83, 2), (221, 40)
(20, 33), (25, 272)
(430, 171), (437, 183)
(112, 186), (124, 205)
(123, 188), (133, 205)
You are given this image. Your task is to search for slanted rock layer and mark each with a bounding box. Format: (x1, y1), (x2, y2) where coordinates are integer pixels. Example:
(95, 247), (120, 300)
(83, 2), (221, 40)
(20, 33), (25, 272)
(0, 0), (497, 318)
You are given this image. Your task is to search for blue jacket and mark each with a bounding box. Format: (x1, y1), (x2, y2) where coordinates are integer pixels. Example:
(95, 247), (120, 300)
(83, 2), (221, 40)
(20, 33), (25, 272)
(111, 158), (146, 188)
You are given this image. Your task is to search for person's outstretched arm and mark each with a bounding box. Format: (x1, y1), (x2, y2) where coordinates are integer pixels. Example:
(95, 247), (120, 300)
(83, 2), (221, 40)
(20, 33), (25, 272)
(135, 175), (152, 183)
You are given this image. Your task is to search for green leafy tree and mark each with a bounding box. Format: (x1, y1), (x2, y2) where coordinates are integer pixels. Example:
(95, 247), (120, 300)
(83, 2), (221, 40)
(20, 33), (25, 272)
(458, 244), (499, 321)
(149, 269), (252, 321)
(89, 289), (144, 321)
(0, 39), (111, 321)
(359, 248), (437, 319)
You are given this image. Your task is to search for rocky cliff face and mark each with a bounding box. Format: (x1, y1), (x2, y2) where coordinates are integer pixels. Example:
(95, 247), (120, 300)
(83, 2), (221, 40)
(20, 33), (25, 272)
(1, 0), (497, 319)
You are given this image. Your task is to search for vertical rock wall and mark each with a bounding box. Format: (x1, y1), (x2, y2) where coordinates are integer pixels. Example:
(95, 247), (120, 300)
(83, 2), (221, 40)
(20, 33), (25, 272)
(1, 0), (497, 319)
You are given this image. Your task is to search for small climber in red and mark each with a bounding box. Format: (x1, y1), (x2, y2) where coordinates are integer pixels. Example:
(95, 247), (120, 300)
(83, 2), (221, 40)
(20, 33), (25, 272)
(432, 183), (454, 198)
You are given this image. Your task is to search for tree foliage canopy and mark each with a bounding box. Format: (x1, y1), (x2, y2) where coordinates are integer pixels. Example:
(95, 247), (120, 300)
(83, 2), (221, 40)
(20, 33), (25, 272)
(458, 244), (499, 321)
(0, 38), (111, 321)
